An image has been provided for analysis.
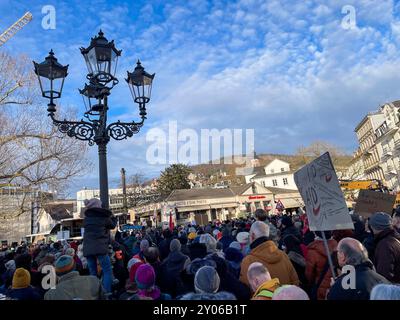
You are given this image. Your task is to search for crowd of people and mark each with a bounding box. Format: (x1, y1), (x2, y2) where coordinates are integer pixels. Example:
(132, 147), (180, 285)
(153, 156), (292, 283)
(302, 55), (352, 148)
(1, 197), (400, 300)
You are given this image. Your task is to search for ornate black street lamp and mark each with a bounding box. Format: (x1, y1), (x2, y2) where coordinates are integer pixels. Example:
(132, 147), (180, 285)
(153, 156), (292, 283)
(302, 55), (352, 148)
(33, 30), (155, 209)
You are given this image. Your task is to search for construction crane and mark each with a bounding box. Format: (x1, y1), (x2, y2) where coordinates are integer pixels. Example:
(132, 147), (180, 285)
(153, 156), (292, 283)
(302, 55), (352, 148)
(0, 12), (33, 46)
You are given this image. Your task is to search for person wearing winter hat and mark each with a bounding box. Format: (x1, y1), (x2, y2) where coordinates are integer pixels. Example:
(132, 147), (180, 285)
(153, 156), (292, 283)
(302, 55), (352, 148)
(199, 234), (217, 254)
(132, 239), (150, 262)
(229, 241), (242, 251)
(278, 215), (302, 250)
(369, 212), (400, 283)
(158, 239), (190, 298)
(179, 266), (236, 300)
(188, 232), (197, 241)
(224, 246), (244, 278)
(6, 268), (41, 300)
(2, 259), (16, 288)
(135, 264), (170, 300)
(83, 197), (117, 294)
(195, 265), (220, 293)
(45, 255), (105, 300)
(236, 232), (250, 255)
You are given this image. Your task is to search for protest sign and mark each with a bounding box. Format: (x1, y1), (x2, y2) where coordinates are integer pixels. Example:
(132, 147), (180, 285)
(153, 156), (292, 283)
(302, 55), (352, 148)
(354, 189), (396, 218)
(294, 152), (354, 231)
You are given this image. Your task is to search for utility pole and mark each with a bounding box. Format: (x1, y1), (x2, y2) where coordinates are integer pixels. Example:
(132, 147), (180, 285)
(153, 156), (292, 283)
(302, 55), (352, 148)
(121, 168), (128, 223)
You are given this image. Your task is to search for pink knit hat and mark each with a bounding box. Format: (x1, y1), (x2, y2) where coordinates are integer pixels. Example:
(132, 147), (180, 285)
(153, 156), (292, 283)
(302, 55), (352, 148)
(135, 264), (155, 290)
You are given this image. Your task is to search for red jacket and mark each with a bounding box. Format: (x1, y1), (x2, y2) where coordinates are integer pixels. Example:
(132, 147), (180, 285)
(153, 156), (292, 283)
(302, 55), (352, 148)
(305, 239), (337, 300)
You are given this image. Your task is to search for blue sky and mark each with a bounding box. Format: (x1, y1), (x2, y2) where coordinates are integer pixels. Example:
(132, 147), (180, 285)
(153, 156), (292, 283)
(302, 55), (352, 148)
(2, 0), (400, 197)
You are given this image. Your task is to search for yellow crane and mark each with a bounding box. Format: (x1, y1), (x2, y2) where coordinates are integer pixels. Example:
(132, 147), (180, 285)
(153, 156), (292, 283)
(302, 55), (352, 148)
(0, 12), (33, 46)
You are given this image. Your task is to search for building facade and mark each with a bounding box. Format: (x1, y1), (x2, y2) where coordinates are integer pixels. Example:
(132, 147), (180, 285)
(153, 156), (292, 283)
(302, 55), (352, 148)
(374, 101), (400, 190)
(0, 187), (53, 243)
(131, 182), (304, 227)
(354, 111), (385, 182)
(244, 159), (297, 190)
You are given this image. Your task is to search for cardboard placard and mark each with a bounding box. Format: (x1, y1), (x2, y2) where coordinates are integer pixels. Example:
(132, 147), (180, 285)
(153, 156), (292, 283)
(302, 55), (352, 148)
(294, 152), (354, 231)
(354, 189), (396, 218)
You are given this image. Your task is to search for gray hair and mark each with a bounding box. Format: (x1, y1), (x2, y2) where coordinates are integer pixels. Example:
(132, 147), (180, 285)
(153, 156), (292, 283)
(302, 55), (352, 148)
(250, 221), (270, 240)
(370, 284), (400, 300)
(272, 285), (309, 300)
(338, 241), (369, 266)
(247, 262), (269, 282)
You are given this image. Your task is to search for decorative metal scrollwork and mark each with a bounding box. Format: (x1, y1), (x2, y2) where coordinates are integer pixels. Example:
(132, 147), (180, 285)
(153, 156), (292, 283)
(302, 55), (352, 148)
(50, 113), (96, 145)
(107, 121), (143, 141)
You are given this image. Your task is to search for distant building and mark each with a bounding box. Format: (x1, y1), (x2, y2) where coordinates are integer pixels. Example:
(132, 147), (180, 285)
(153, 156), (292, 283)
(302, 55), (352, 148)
(131, 182), (304, 226)
(0, 186), (53, 243)
(354, 111), (386, 182)
(26, 200), (76, 243)
(244, 159), (297, 190)
(76, 186), (159, 219)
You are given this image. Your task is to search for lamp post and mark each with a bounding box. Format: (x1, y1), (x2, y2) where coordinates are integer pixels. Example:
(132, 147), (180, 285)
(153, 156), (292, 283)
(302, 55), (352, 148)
(33, 30), (155, 209)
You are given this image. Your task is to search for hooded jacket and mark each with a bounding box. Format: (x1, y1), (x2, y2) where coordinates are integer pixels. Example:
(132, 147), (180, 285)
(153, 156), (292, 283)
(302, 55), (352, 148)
(305, 238), (337, 300)
(239, 237), (299, 287)
(252, 278), (281, 300)
(159, 250), (190, 297)
(83, 207), (117, 257)
(373, 228), (400, 283)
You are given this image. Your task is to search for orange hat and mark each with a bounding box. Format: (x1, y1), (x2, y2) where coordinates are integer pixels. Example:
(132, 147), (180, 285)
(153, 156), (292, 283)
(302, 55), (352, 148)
(188, 232), (196, 240)
(12, 268), (31, 289)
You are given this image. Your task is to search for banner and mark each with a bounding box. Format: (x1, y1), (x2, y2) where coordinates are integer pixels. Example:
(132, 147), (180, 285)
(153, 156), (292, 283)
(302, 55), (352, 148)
(354, 189), (396, 218)
(294, 152), (354, 231)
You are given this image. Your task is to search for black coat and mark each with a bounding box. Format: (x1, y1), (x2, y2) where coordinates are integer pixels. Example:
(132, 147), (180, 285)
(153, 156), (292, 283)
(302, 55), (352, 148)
(209, 253), (251, 300)
(327, 261), (390, 300)
(279, 226), (302, 249)
(159, 251), (190, 298)
(83, 207), (117, 257)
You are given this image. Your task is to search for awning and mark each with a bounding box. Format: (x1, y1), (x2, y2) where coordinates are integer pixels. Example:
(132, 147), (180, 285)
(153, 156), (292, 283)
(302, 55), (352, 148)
(280, 198), (304, 209)
(177, 205), (211, 212)
(25, 232), (50, 237)
(210, 203), (237, 209)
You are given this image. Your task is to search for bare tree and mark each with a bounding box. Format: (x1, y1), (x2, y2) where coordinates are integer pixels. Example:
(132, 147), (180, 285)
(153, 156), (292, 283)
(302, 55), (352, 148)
(295, 140), (350, 167)
(0, 52), (92, 220)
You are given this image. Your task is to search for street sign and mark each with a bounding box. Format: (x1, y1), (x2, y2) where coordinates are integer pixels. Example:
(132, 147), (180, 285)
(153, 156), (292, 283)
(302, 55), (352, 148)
(354, 189), (396, 218)
(294, 152), (354, 231)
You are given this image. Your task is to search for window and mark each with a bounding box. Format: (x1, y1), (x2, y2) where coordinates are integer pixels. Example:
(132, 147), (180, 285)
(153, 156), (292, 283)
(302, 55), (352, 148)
(262, 181), (266, 187)
(281, 168), (285, 172)
(283, 178), (288, 185)
(270, 169), (274, 173)
(272, 179), (278, 186)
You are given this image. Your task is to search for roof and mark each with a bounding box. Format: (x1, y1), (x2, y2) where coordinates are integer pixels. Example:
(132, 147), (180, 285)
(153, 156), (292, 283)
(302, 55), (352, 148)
(166, 188), (236, 201)
(229, 183), (253, 195)
(43, 202), (74, 221)
(264, 187), (299, 194)
(354, 111), (383, 132)
(391, 100), (400, 108)
(251, 170), (295, 179)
